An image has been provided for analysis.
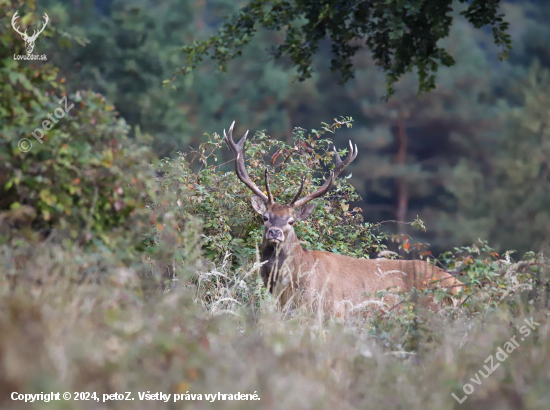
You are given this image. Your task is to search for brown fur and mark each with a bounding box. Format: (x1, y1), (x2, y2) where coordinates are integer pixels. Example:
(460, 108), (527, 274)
(257, 203), (463, 315)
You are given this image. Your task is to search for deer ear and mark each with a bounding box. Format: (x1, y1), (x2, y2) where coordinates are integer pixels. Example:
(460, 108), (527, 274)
(294, 203), (316, 221)
(251, 195), (267, 215)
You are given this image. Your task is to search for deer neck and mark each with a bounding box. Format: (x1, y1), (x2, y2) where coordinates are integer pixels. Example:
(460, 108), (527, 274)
(260, 229), (305, 293)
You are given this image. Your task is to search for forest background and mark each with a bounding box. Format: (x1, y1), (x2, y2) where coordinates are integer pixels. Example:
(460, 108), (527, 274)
(30, 0), (550, 258)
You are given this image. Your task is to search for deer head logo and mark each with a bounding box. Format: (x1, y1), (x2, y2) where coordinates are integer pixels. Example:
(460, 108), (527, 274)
(12, 10), (49, 55)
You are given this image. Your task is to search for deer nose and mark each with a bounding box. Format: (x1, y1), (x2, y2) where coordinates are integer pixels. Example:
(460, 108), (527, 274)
(267, 228), (283, 240)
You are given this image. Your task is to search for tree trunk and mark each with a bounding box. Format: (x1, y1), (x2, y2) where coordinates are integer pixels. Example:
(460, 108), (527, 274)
(396, 109), (409, 236)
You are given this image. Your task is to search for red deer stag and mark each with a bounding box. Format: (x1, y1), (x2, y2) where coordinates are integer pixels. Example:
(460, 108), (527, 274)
(224, 122), (463, 315)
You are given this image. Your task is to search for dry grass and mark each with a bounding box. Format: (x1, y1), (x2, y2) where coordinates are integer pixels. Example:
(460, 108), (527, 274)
(1, 242), (549, 410)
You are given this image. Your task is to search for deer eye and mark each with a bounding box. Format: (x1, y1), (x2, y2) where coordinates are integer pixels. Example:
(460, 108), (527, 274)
(263, 216), (269, 222)
(288, 220), (294, 226)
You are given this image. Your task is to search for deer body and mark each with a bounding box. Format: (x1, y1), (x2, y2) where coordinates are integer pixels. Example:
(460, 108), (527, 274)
(257, 204), (461, 314)
(224, 122), (462, 314)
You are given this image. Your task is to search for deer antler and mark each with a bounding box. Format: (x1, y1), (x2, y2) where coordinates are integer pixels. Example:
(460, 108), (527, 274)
(264, 168), (274, 204)
(224, 121), (272, 204)
(291, 140), (357, 208)
(289, 176), (306, 206)
(11, 11), (26, 38)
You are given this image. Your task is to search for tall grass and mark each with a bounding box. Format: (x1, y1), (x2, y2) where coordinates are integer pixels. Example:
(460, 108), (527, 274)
(1, 240), (549, 410)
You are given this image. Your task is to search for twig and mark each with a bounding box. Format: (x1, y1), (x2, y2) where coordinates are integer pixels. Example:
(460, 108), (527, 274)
(373, 220), (420, 227)
(377, 296), (408, 319)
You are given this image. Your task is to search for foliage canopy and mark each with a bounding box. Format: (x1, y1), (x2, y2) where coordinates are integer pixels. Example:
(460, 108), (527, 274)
(175, 0), (512, 98)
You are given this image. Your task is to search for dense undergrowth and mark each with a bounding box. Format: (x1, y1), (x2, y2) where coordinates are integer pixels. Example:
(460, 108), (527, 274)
(2, 120), (550, 409)
(1, 236), (549, 410)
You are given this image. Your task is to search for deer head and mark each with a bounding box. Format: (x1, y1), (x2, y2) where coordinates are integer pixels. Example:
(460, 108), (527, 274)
(12, 11), (49, 55)
(224, 121), (357, 248)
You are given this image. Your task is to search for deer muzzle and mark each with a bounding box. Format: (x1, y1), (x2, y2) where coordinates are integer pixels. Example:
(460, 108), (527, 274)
(267, 227), (284, 243)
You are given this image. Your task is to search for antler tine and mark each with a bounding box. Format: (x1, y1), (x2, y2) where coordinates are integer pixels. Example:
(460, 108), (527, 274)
(224, 121), (270, 204)
(291, 173), (334, 208)
(333, 140), (358, 178)
(291, 140), (357, 208)
(264, 168), (274, 204)
(223, 121), (237, 150)
(289, 176), (306, 206)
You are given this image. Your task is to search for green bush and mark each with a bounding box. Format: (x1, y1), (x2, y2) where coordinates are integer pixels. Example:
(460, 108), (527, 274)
(155, 117), (386, 265)
(0, 0), (157, 251)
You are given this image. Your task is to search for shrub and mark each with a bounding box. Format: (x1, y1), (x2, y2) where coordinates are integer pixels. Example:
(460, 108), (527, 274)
(0, 0), (157, 251)
(154, 117), (387, 266)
